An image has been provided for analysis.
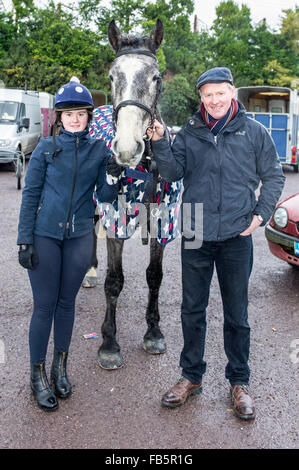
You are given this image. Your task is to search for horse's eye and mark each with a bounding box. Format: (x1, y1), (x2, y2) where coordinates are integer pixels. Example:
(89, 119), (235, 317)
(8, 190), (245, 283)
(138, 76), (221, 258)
(109, 74), (114, 82)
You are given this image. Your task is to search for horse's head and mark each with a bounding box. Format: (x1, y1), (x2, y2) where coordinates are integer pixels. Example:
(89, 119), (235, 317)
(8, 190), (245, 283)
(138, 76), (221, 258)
(108, 19), (163, 167)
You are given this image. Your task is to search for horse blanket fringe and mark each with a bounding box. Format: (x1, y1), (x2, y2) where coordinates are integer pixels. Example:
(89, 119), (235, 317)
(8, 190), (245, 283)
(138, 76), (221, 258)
(89, 105), (182, 246)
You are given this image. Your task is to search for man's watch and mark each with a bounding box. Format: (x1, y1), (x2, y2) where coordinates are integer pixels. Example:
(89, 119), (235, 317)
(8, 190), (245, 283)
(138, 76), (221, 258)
(256, 214), (263, 223)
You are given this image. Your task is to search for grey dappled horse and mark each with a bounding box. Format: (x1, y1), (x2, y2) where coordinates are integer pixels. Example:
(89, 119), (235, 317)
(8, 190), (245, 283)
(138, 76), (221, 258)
(97, 19), (167, 369)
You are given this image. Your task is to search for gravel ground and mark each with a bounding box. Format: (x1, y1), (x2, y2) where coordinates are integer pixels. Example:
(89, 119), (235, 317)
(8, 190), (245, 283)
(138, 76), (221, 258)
(0, 164), (298, 451)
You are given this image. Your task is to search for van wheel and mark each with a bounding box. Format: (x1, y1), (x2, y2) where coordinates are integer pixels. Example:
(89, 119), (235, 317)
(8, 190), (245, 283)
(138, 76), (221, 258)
(293, 164), (299, 174)
(9, 148), (20, 171)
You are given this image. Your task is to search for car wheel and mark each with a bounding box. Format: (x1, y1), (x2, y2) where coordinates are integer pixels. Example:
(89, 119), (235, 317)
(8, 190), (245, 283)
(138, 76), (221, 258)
(287, 262), (299, 270)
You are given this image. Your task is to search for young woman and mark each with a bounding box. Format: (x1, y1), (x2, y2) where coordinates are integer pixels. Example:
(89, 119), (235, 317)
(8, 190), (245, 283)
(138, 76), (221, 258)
(17, 77), (119, 411)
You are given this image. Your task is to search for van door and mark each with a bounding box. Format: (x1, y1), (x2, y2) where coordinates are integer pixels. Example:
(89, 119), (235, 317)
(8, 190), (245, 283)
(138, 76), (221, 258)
(18, 102), (29, 153)
(20, 102), (41, 155)
(26, 104), (40, 153)
(30, 104), (42, 152)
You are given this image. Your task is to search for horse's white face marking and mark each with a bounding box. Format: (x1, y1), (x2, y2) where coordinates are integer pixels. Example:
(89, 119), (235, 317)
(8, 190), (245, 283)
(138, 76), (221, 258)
(110, 55), (161, 167)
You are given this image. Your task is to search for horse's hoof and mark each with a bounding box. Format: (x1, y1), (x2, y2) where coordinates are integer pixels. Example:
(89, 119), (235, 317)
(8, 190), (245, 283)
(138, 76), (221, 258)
(82, 267), (97, 288)
(143, 337), (167, 355)
(97, 350), (124, 370)
(82, 276), (97, 287)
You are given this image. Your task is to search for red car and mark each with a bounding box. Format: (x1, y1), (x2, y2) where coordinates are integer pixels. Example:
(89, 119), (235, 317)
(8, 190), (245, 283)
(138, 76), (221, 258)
(265, 192), (299, 268)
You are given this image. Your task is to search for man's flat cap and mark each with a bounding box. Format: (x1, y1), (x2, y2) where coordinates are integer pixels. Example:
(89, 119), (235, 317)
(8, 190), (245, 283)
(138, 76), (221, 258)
(196, 67), (234, 89)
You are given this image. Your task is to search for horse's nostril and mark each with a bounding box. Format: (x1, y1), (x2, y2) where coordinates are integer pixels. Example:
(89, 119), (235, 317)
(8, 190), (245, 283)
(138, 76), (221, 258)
(111, 138), (119, 157)
(136, 140), (144, 157)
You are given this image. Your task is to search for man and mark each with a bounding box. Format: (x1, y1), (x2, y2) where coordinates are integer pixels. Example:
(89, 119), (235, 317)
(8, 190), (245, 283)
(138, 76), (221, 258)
(148, 67), (285, 420)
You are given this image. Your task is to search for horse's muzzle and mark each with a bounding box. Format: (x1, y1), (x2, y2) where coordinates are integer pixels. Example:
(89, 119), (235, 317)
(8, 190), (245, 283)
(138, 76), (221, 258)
(111, 137), (145, 167)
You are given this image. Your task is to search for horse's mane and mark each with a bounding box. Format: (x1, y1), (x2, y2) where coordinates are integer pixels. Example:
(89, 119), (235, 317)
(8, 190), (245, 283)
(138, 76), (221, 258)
(119, 34), (156, 53)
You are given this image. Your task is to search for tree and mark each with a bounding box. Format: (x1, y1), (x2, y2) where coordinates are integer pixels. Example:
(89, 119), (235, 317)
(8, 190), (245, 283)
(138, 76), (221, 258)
(0, 2), (112, 93)
(279, 7), (299, 77)
(0, 12), (16, 62)
(248, 22), (283, 85)
(248, 7), (298, 87)
(26, 5), (99, 71)
(11, 0), (35, 29)
(210, 1), (253, 85)
(143, 0), (195, 73)
(262, 59), (297, 88)
(160, 74), (199, 125)
(79, 0), (146, 37)
(1, 0), (297, 121)
(280, 7), (299, 55)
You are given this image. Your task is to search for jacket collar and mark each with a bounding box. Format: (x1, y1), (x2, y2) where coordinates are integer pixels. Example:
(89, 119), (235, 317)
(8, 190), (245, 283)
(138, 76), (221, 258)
(190, 101), (246, 132)
(60, 126), (90, 140)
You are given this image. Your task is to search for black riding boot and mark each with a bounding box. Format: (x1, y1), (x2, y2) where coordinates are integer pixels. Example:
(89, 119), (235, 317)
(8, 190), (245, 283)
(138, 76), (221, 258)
(30, 362), (58, 411)
(50, 349), (72, 398)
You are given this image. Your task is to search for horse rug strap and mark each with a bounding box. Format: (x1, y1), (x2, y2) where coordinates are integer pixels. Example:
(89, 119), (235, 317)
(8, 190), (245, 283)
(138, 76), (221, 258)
(89, 105), (182, 246)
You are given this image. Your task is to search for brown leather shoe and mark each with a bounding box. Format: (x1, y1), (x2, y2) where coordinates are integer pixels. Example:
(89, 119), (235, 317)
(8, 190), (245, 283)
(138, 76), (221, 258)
(161, 377), (202, 408)
(231, 385), (256, 420)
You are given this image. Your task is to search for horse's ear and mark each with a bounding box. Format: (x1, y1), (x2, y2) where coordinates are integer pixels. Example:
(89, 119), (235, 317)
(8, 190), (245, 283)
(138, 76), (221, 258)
(150, 19), (164, 51)
(108, 20), (122, 52)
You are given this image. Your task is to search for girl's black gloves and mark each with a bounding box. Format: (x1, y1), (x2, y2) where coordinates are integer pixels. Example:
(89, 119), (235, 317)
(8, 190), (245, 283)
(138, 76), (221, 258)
(18, 244), (39, 270)
(106, 156), (123, 179)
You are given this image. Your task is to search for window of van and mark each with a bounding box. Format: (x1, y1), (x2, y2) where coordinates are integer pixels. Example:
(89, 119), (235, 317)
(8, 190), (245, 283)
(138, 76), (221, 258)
(19, 102), (26, 120)
(0, 101), (19, 122)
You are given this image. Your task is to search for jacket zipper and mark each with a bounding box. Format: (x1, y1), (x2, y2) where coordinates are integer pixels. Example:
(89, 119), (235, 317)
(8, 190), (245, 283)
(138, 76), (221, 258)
(213, 133), (222, 240)
(36, 198), (44, 217)
(64, 135), (79, 238)
(217, 161), (222, 240)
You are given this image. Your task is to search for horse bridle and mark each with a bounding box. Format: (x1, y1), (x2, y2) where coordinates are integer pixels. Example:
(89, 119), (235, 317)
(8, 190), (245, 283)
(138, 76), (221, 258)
(112, 48), (162, 132)
(111, 48), (163, 222)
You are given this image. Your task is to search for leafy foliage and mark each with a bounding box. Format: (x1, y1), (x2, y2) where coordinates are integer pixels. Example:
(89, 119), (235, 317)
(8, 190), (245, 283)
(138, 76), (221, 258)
(0, 0), (297, 123)
(160, 74), (200, 125)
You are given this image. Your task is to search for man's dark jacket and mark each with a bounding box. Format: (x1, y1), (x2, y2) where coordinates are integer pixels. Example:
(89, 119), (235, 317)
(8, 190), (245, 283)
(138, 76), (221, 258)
(152, 105), (285, 241)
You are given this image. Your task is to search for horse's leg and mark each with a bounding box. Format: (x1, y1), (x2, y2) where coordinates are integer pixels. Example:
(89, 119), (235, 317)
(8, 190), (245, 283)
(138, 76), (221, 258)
(143, 238), (167, 354)
(82, 214), (99, 288)
(97, 236), (124, 369)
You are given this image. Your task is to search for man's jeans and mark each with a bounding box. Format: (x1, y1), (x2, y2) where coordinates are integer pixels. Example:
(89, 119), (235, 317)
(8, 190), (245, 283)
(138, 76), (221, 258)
(180, 235), (253, 385)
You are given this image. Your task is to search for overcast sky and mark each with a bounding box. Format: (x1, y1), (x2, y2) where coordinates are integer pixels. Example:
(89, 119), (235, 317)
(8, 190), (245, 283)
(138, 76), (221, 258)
(2, 0), (297, 31)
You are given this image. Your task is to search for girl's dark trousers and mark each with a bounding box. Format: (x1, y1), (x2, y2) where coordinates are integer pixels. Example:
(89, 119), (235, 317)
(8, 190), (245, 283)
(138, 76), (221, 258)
(28, 233), (93, 363)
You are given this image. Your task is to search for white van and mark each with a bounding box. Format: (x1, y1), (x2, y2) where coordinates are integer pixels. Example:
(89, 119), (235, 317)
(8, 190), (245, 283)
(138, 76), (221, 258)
(0, 88), (42, 161)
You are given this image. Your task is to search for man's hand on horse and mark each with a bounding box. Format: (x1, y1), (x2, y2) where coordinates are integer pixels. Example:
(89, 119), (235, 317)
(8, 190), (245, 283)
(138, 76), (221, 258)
(147, 119), (165, 141)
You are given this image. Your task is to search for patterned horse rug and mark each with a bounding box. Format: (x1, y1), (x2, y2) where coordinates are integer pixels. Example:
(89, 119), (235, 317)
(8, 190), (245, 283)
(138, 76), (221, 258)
(89, 105), (182, 245)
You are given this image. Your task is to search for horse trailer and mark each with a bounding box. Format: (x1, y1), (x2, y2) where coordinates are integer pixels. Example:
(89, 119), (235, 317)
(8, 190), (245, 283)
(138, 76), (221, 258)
(39, 91), (55, 137)
(236, 86), (299, 173)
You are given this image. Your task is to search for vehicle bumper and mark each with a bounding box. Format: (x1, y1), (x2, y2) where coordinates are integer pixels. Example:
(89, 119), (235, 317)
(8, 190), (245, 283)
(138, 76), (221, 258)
(265, 224), (299, 266)
(0, 149), (18, 163)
